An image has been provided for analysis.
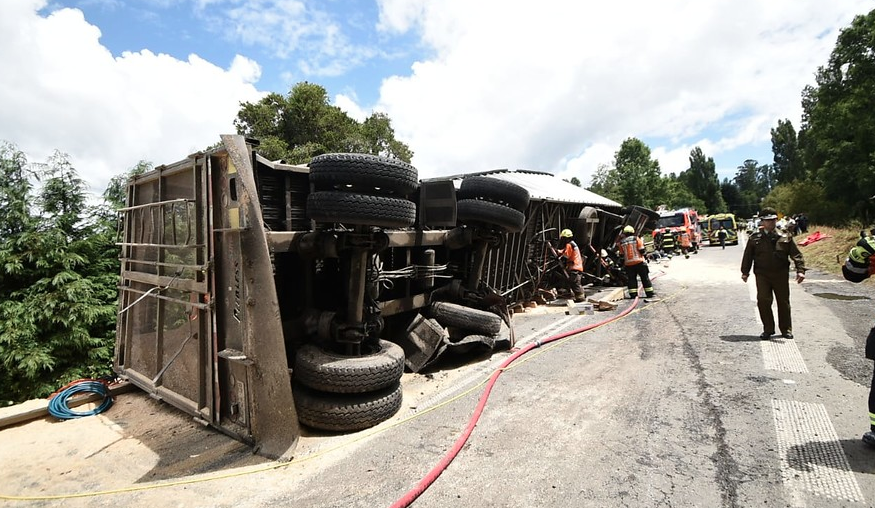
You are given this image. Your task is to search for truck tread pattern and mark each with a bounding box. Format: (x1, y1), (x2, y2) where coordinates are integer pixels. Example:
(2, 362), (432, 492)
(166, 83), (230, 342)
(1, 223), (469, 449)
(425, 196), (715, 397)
(309, 153), (418, 196)
(429, 301), (502, 336)
(307, 191), (416, 228)
(294, 340), (405, 394)
(457, 176), (530, 212)
(293, 382), (403, 432)
(456, 199), (525, 233)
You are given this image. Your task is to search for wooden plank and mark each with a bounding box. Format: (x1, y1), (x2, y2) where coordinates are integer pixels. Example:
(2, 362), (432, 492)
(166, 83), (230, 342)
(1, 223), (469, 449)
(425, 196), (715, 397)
(0, 382), (136, 429)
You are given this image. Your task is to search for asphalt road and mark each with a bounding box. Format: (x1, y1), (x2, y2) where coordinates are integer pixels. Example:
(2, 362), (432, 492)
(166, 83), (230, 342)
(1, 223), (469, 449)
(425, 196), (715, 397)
(3, 235), (875, 507)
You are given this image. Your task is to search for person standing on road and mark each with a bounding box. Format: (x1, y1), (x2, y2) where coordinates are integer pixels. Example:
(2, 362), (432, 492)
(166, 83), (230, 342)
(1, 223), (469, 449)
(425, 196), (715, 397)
(554, 229), (586, 302)
(678, 228), (692, 259)
(841, 232), (875, 446)
(718, 226), (728, 249)
(740, 207), (806, 340)
(661, 231), (676, 256)
(617, 225), (655, 299)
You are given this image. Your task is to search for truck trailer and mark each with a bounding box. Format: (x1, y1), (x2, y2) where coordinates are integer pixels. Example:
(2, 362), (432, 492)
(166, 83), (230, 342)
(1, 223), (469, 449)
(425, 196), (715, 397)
(113, 135), (647, 458)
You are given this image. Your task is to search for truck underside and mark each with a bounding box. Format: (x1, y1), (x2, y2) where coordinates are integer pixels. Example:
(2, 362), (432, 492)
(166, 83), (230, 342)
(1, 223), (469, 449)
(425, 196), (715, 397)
(114, 135), (653, 458)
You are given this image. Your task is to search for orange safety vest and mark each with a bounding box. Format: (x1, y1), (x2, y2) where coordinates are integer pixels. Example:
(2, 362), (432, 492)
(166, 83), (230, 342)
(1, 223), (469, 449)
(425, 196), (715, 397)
(619, 236), (645, 266)
(562, 241), (584, 272)
(679, 230), (691, 248)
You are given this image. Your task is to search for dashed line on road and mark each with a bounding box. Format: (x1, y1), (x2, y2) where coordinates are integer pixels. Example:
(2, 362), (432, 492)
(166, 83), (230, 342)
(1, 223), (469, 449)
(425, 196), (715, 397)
(772, 399), (864, 503)
(762, 339), (809, 373)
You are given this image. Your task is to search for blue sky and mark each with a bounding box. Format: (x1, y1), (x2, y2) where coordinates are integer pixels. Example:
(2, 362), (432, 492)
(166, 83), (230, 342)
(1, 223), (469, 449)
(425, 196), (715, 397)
(1, 0), (872, 198)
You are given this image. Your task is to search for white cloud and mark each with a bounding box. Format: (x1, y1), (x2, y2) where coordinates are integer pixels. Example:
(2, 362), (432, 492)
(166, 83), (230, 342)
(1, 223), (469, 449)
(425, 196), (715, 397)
(334, 92), (368, 123)
(371, 0), (871, 183)
(194, 0), (377, 77)
(0, 0), (264, 196)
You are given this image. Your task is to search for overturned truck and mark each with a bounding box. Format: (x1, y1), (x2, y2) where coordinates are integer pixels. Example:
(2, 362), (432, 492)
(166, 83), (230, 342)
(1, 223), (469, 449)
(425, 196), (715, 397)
(113, 135), (651, 459)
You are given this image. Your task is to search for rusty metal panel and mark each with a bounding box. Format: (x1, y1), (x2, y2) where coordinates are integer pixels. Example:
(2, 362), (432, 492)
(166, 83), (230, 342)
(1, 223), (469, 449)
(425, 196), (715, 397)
(115, 137), (299, 458)
(212, 135), (299, 459)
(115, 161), (212, 422)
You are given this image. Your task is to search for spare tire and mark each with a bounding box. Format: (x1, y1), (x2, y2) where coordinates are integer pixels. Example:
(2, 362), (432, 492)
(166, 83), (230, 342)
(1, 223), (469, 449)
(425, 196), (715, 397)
(294, 340), (404, 393)
(293, 382), (403, 432)
(307, 191), (416, 228)
(309, 153), (418, 196)
(429, 301), (502, 336)
(456, 199), (525, 233)
(457, 176), (530, 212)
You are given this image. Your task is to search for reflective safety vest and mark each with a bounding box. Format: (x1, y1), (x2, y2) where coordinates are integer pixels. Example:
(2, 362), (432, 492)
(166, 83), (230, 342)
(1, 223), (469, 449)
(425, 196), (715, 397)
(619, 235), (645, 266)
(662, 233), (675, 250)
(562, 240), (584, 272)
(679, 230), (691, 248)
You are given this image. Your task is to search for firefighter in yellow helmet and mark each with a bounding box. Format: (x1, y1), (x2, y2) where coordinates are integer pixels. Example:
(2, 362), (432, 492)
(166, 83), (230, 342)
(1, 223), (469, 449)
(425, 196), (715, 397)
(617, 225), (655, 299)
(553, 228), (586, 302)
(841, 231), (875, 446)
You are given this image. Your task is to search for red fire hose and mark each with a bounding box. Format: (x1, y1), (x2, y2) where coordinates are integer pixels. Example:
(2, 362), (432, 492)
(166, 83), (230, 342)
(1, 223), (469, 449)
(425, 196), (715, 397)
(389, 297), (641, 507)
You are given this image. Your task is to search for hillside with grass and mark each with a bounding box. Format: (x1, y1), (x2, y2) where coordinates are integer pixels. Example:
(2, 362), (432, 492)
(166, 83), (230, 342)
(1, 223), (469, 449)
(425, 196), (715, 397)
(796, 224), (873, 284)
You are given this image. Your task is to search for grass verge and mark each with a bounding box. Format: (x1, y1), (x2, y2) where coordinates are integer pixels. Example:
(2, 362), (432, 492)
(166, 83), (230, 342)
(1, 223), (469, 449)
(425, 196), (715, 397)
(796, 224), (873, 284)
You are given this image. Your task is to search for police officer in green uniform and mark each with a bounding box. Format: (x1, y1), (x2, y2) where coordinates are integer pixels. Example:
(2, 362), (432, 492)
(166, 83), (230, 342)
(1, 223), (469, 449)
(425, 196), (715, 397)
(740, 207), (806, 339)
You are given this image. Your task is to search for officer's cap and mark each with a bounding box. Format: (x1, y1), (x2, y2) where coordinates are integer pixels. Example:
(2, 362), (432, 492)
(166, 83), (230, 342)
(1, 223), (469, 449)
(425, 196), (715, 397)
(759, 207), (778, 220)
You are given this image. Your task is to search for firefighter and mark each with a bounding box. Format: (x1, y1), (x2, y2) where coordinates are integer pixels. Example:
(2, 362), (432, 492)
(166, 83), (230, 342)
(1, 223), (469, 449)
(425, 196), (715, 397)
(617, 225), (655, 299)
(652, 230), (663, 253)
(678, 228), (692, 259)
(554, 229), (586, 302)
(661, 230), (676, 256)
(841, 232), (875, 446)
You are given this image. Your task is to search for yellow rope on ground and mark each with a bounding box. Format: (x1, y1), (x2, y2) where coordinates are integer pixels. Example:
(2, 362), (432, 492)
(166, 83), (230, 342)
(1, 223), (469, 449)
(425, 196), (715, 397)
(0, 287), (684, 502)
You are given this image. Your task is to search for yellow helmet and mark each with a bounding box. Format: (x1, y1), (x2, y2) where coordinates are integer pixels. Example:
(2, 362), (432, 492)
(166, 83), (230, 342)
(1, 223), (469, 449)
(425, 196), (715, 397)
(560, 229), (573, 238)
(623, 225), (634, 234)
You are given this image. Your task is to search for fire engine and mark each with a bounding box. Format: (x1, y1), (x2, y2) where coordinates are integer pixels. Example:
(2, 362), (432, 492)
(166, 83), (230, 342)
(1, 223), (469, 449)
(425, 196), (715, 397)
(653, 208), (700, 252)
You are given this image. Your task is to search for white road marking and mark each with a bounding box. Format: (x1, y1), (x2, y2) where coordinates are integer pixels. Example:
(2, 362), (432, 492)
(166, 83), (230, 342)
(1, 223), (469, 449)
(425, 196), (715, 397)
(762, 339), (809, 374)
(772, 399), (864, 503)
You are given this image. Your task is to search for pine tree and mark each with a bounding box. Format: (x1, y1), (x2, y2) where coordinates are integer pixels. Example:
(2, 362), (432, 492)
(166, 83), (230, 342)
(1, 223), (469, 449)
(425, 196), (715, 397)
(0, 145), (120, 403)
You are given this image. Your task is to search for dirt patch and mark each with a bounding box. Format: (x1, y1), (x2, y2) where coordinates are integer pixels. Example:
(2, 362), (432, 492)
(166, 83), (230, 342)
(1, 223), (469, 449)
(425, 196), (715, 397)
(0, 393), (267, 494)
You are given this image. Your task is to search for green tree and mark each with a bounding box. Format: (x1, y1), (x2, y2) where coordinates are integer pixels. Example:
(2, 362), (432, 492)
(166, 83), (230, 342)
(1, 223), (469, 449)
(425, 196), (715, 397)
(663, 173), (706, 211)
(358, 112), (414, 161)
(799, 9), (875, 221)
(0, 147), (120, 403)
(235, 82), (413, 164)
(720, 178), (746, 217)
(587, 162), (620, 202)
(678, 146), (725, 213)
(233, 92), (290, 161)
(731, 159), (775, 215)
(564, 176), (581, 187)
(0, 142), (32, 237)
(763, 180), (845, 224)
(102, 160), (152, 208)
(770, 119), (805, 184)
(612, 138), (664, 208)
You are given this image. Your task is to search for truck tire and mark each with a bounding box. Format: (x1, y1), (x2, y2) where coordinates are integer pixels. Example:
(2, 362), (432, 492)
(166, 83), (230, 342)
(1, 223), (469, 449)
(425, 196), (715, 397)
(429, 301), (502, 336)
(457, 176), (530, 212)
(294, 340), (404, 393)
(445, 334), (496, 355)
(307, 191), (416, 228)
(293, 382), (403, 432)
(309, 153), (419, 196)
(456, 199), (525, 233)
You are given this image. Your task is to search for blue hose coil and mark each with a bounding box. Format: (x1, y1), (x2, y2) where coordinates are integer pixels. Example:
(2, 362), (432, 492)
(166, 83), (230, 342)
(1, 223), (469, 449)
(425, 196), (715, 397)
(48, 381), (114, 420)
